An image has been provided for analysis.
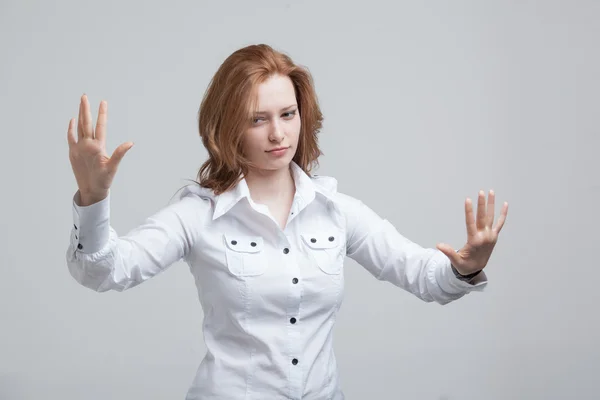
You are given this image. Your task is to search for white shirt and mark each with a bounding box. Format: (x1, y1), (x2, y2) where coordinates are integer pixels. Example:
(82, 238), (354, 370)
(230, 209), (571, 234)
(66, 161), (487, 400)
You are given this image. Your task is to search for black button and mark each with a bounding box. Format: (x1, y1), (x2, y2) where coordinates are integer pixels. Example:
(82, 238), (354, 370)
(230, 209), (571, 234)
(328, 236), (335, 241)
(283, 248), (289, 254)
(292, 358), (298, 365)
(290, 317), (297, 324)
(250, 242), (256, 247)
(291, 212), (294, 215)
(75, 235), (78, 239)
(292, 278), (298, 284)
(74, 224), (77, 230)
(310, 238), (316, 243)
(77, 243), (83, 250)
(231, 240), (237, 245)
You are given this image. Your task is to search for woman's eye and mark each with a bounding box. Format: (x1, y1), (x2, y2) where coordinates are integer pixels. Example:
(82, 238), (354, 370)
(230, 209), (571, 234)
(283, 110), (297, 118)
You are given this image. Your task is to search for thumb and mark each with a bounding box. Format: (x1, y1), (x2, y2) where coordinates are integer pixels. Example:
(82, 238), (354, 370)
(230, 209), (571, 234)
(436, 243), (458, 264)
(108, 142), (134, 171)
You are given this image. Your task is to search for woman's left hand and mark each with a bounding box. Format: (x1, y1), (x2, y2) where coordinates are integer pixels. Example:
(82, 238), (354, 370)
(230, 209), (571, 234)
(436, 190), (509, 275)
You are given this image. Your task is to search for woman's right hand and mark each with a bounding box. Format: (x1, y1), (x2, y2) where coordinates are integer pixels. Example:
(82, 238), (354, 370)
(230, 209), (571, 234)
(67, 94), (134, 206)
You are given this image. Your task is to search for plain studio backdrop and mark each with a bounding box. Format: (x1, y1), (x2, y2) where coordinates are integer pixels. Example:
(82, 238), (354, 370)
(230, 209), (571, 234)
(1, 1), (598, 399)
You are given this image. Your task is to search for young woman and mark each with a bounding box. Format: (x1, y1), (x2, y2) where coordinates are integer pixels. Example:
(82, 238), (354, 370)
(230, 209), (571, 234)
(66, 44), (508, 400)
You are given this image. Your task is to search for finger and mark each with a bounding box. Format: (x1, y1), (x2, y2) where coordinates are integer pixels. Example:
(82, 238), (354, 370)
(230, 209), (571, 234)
(487, 189), (496, 228)
(108, 142), (134, 172)
(82, 94), (94, 139)
(95, 100), (107, 143)
(77, 95), (84, 140)
(436, 243), (460, 265)
(476, 190), (486, 230)
(464, 197), (476, 237)
(493, 202), (509, 234)
(67, 118), (77, 147)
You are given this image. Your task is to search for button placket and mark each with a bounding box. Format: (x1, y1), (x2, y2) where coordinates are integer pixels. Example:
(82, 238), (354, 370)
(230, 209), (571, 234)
(283, 237), (303, 397)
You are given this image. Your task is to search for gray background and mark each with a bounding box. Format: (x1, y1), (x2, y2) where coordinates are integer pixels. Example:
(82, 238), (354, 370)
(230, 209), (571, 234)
(1, 0), (598, 399)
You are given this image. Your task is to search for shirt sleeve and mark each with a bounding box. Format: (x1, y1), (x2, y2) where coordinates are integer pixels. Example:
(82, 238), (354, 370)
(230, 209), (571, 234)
(66, 188), (211, 292)
(335, 192), (488, 305)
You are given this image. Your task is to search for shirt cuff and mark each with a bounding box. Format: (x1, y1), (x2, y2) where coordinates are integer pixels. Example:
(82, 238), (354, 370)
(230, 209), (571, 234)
(71, 190), (111, 254)
(432, 251), (488, 295)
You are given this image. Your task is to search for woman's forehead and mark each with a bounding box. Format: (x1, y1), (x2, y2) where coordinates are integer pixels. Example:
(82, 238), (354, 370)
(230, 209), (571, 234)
(253, 75), (297, 111)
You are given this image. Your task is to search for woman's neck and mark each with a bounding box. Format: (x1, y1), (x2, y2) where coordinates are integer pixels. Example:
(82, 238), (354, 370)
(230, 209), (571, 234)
(244, 164), (296, 205)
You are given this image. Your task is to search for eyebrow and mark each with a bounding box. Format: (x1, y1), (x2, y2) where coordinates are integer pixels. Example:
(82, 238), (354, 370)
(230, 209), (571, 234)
(253, 104), (297, 115)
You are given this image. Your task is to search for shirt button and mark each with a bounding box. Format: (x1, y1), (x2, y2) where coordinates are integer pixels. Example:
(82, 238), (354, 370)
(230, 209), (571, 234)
(292, 278), (298, 284)
(329, 236), (335, 241)
(283, 248), (289, 254)
(290, 317), (297, 324)
(77, 243), (83, 250)
(231, 240), (237, 245)
(292, 358), (298, 365)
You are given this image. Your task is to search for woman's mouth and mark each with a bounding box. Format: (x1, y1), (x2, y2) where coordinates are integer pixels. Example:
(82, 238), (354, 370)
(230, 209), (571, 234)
(266, 147), (289, 156)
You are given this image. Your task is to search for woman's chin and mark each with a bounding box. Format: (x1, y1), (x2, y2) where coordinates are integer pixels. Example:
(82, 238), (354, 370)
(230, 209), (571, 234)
(251, 157), (293, 172)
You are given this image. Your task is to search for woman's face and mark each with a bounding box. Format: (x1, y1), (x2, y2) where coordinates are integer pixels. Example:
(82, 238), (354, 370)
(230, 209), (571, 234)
(243, 74), (301, 172)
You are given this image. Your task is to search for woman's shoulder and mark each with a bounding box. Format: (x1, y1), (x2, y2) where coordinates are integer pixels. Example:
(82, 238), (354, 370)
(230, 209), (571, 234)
(165, 182), (216, 219)
(171, 182), (216, 202)
(310, 173), (338, 194)
(310, 174), (361, 209)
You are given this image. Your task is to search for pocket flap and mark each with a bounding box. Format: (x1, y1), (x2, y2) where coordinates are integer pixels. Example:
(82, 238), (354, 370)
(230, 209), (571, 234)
(223, 234), (264, 253)
(301, 231), (341, 249)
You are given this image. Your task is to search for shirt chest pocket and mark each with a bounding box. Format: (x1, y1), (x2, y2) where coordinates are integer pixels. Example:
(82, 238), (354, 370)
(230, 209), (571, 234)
(223, 234), (268, 277)
(300, 230), (345, 275)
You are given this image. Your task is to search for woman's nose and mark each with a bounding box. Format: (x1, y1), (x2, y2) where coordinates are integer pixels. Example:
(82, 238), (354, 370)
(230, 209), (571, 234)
(269, 121), (284, 141)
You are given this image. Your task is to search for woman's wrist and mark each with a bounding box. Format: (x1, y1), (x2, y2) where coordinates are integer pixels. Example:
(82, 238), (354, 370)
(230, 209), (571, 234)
(451, 263), (482, 281)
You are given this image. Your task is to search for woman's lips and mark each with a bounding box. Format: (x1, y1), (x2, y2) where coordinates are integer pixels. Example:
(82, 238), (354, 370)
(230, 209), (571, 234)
(267, 147), (289, 156)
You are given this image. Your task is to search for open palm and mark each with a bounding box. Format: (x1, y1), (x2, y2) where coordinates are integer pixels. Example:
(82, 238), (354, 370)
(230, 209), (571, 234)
(437, 190), (509, 275)
(66, 94), (133, 203)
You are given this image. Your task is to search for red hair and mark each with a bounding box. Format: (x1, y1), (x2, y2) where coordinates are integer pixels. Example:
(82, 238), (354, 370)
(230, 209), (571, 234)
(195, 44), (324, 195)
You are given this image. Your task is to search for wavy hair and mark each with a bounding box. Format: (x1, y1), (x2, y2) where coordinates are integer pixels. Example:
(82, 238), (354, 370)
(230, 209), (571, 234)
(193, 44), (324, 195)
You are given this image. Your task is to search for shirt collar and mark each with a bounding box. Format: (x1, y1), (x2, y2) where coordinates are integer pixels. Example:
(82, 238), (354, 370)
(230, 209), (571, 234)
(211, 161), (336, 221)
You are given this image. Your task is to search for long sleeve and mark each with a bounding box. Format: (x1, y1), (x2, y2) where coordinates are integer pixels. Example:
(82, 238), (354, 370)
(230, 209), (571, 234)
(335, 192), (488, 305)
(66, 189), (211, 292)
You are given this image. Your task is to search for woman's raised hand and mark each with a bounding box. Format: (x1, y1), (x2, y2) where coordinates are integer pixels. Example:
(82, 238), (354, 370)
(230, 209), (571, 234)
(67, 94), (134, 206)
(436, 190), (509, 276)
